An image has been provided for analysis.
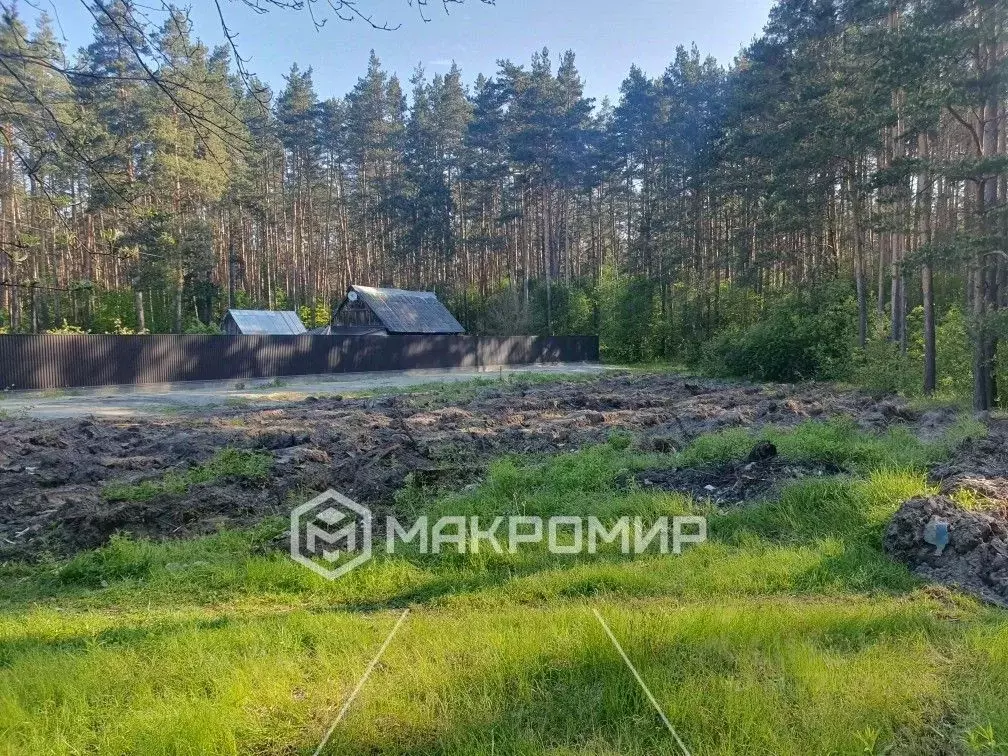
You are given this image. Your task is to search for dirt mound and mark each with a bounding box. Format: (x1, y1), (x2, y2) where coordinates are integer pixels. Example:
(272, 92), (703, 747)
(0, 373), (961, 561)
(884, 496), (1008, 608)
(883, 423), (1008, 607)
(932, 430), (1008, 502)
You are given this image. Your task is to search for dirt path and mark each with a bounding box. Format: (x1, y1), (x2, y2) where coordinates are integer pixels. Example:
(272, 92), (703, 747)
(0, 364), (609, 420)
(0, 372), (962, 562)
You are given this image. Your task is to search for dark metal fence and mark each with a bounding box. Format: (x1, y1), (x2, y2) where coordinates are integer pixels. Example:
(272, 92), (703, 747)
(0, 334), (599, 390)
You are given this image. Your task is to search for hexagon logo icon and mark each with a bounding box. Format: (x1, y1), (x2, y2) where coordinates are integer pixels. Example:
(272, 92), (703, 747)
(290, 489), (373, 580)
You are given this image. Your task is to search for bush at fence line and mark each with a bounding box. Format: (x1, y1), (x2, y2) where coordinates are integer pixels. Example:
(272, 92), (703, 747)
(468, 286), (531, 336)
(183, 318), (221, 335)
(527, 279), (597, 338)
(297, 303), (331, 330)
(47, 319), (88, 334)
(597, 272), (661, 364)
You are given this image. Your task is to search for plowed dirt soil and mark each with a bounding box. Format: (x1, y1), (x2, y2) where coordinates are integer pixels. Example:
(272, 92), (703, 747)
(0, 373), (963, 561)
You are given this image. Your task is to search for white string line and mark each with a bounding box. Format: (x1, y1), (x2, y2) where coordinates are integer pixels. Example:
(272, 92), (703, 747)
(591, 607), (692, 756)
(312, 608), (411, 756)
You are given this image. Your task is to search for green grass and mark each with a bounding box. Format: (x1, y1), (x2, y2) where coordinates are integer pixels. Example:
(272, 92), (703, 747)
(661, 414), (985, 472)
(1, 419), (1006, 754)
(101, 448), (272, 503)
(349, 370), (611, 403)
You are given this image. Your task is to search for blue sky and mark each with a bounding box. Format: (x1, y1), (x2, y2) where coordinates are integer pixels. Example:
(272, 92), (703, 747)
(35, 0), (774, 103)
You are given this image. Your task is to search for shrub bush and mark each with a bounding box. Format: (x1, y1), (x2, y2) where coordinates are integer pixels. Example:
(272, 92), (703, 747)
(850, 312), (920, 396)
(598, 271), (661, 363)
(183, 317), (221, 335)
(936, 306), (973, 397)
(851, 306), (973, 400)
(702, 282), (855, 382)
(297, 303), (331, 330)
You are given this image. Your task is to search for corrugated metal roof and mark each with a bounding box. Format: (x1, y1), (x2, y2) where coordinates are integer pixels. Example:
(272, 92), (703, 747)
(349, 286), (465, 334)
(307, 324), (387, 336)
(225, 310), (307, 335)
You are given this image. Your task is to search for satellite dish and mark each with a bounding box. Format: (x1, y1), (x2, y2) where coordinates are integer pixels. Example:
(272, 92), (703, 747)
(347, 291), (359, 302)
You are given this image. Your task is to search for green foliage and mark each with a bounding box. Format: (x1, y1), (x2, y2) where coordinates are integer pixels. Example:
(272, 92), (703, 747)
(0, 0), (1002, 414)
(606, 430), (633, 450)
(182, 317), (220, 335)
(765, 416), (980, 471)
(851, 313), (920, 396)
(527, 279), (597, 336)
(938, 307), (975, 398)
(272, 290), (290, 311)
(462, 285), (531, 336)
(598, 271), (661, 362)
(46, 319), (87, 335)
(851, 307), (974, 401)
(102, 448), (272, 502)
(663, 417), (976, 474)
(297, 303), (331, 330)
(91, 290), (141, 334)
(703, 282), (855, 382)
(229, 289), (256, 310)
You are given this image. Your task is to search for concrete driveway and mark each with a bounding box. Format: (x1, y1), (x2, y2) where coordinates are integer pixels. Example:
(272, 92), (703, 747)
(0, 363), (610, 420)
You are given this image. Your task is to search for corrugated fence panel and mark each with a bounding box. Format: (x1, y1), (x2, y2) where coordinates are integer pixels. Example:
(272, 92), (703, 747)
(0, 334), (599, 390)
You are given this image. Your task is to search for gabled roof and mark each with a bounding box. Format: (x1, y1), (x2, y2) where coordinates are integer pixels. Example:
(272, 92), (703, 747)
(308, 323), (387, 336)
(224, 309), (306, 335)
(348, 285), (465, 335)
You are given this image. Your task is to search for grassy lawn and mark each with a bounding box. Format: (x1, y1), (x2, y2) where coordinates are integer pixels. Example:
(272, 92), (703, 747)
(1, 418), (1006, 754)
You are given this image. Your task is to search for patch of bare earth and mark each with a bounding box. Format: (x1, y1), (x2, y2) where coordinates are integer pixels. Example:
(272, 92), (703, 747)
(0, 373), (962, 561)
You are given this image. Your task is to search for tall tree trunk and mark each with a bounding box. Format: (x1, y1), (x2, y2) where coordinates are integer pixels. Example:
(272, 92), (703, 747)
(850, 165), (868, 349)
(175, 266), (184, 334)
(919, 133), (936, 395)
(135, 289), (146, 333)
(973, 95), (999, 411)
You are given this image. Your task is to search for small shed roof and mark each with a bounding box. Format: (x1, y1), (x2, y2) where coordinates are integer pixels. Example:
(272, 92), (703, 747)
(348, 285), (464, 335)
(224, 309), (306, 335)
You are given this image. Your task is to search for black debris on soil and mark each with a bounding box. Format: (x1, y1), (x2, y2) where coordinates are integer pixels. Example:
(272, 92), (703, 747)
(635, 449), (845, 507)
(747, 440), (778, 463)
(884, 495), (1008, 609)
